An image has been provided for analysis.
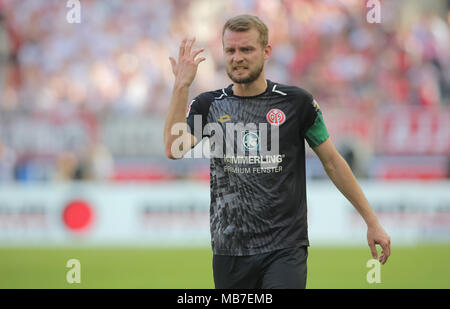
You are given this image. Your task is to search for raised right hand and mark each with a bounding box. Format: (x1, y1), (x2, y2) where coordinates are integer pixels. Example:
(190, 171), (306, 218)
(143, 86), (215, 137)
(169, 37), (206, 88)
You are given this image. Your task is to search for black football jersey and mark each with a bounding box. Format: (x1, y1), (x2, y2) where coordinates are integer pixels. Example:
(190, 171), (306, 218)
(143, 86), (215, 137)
(187, 80), (329, 256)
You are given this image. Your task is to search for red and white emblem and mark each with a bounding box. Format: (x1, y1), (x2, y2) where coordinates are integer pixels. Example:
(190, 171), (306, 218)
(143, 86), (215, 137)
(266, 109), (286, 126)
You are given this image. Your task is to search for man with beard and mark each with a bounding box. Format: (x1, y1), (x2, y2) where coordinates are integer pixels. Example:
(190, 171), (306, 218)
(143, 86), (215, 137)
(163, 14), (391, 289)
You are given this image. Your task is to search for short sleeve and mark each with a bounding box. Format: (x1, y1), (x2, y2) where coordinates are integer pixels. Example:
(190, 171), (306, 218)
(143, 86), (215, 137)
(186, 93), (212, 141)
(304, 99), (330, 148)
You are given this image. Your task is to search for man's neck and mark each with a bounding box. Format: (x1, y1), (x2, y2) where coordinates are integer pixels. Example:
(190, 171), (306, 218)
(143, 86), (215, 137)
(232, 77), (267, 97)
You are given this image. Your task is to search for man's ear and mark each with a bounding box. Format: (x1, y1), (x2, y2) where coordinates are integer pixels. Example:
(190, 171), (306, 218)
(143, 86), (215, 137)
(264, 44), (272, 60)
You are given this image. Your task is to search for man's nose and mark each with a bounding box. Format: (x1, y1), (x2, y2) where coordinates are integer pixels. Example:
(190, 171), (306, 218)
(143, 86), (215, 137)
(232, 50), (244, 63)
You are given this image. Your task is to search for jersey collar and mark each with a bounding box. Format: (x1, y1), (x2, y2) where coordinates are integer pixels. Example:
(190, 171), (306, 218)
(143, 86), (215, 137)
(225, 79), (273, 99)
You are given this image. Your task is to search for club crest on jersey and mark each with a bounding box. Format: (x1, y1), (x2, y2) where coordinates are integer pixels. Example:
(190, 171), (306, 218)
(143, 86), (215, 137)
(266, 109), (286, 126)
(242, 130), (260, 151)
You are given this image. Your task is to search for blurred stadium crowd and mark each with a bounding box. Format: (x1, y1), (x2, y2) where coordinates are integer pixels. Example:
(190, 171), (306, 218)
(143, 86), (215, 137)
(0, 0), (449, 182)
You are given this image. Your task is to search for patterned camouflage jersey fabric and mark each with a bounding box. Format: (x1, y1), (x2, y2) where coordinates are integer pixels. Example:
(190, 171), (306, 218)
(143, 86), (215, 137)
(187, 80), (329, 256)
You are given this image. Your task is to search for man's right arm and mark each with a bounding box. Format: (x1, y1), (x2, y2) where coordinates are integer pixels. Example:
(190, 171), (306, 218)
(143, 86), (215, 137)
(163, 85), (197, 159)
(163, 37), (205, 160)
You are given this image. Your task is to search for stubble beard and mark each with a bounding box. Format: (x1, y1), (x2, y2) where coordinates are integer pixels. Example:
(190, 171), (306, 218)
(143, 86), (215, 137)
(226, 61), (264, 84)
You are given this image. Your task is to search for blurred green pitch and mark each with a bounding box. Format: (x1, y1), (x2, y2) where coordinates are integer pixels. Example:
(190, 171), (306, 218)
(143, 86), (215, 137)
(0, 245), (449, 289)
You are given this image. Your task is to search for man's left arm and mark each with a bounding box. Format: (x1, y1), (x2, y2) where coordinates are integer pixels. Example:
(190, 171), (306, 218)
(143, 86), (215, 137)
(312, 137), (391, 264)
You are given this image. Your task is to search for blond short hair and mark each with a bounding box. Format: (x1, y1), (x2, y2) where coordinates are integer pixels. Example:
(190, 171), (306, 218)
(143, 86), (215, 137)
(222, 14), (269, 47)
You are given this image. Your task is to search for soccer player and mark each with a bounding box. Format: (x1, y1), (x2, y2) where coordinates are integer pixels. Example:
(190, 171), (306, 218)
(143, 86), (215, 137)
(163, 14), (391, 289)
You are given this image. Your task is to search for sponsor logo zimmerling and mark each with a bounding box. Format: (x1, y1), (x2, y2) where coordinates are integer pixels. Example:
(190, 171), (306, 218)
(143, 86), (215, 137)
(179, 116), (280, 162)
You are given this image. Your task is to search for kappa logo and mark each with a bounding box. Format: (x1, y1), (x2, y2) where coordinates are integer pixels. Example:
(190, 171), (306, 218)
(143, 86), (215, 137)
(218, 114), (232, 123)
(266, 109), (286, 126)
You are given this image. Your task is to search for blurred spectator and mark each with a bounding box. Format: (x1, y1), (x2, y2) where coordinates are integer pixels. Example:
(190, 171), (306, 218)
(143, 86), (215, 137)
(0, 141), (16, 182)
(0, 0), (448, 116)
(85, 142), (114, 182)
(0, 0), (448, 182)
(53, 143), (114, 182)
(0, 11), (9, 97)
(54, 151), (80, 182)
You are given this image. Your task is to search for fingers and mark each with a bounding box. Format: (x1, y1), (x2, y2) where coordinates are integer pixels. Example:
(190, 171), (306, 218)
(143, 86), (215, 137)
(195, 57), (206, 65)
(168, 57), (176, 74)
(178, 38), (187, 59)
(379, 240), (391, 265)
(368, 240), (378, 260)
(171, 38), (205, 79)
(191, 48), (204, 60)
(169, 57), (176, 68)
(379, 250), (388, 264)
(177, 38), (203, 60)
(185, 37), (196, 56)
(192, 48), (206, 65)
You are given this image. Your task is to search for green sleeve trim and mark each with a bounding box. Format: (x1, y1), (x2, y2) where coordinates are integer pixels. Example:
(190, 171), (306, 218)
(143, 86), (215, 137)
(305, 111), (330, 147)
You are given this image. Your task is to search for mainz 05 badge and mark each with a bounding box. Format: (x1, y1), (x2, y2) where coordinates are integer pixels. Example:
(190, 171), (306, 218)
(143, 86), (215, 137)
(266, 108), (286, 126)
